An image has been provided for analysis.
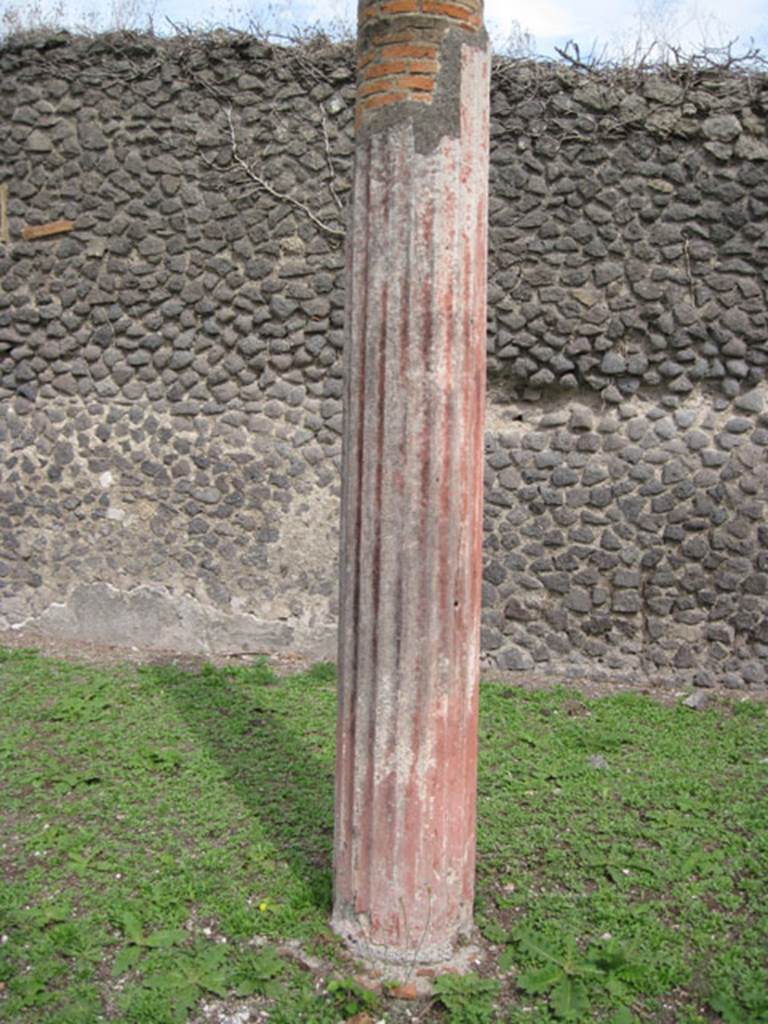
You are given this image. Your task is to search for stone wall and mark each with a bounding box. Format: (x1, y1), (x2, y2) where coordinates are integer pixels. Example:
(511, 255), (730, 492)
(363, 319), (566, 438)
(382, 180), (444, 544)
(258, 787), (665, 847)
(1, 32), (766, 686)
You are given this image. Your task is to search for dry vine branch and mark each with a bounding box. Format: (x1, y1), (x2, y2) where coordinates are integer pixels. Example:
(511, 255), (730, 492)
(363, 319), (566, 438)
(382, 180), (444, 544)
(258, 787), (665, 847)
(222, 107), (344, 240)
(321, 113), (344, 213)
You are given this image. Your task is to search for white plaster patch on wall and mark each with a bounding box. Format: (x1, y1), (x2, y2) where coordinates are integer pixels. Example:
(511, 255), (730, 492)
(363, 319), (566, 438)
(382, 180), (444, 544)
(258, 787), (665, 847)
(270, 485), (339, 582)
(19, 580), (335, 657)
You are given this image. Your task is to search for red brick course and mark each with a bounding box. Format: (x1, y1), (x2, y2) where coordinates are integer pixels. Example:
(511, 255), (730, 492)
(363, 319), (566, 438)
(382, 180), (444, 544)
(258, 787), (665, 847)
(356, 0), (482, 125)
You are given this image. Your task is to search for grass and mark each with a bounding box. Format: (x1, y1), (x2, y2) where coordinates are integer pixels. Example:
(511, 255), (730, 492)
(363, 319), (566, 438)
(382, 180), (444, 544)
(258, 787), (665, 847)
(0, 646), (766, 1023)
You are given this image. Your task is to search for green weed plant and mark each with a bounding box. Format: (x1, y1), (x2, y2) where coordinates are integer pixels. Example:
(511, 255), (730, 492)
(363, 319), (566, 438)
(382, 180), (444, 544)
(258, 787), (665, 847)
(1, 647), (766, 1022)
(433, 972), (501, 1023)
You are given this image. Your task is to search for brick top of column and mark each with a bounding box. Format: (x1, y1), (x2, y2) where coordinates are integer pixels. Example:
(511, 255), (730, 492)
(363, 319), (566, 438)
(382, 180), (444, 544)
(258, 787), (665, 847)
(356, 0), (487, 146)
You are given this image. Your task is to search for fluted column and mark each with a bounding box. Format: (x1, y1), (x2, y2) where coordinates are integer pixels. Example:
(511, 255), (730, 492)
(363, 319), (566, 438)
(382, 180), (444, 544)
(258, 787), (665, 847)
(333, 0), (490, 968)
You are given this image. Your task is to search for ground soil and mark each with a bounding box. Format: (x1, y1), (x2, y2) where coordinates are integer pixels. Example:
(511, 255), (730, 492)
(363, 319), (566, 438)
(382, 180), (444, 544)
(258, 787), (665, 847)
(2, 625), (760, 1024)
(1, 627), (764, 706)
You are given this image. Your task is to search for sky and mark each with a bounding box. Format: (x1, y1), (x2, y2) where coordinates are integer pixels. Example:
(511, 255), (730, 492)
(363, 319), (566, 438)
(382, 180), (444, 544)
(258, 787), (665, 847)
(3, 0), (768, 60)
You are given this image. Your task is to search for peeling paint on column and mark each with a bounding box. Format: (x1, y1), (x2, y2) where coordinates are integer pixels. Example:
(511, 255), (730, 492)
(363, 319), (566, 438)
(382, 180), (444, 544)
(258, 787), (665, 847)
(333, 0), (490, 968)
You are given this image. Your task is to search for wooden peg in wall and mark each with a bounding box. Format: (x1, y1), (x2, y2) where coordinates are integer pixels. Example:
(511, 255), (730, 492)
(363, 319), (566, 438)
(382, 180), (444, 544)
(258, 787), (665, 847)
(21, 219), (75, 241)
(0, 185), (8, 244)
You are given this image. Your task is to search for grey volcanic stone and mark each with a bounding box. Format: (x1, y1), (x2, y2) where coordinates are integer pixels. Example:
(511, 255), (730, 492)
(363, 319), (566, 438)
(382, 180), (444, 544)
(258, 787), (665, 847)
(702, 114), (741, 142)
(683, 691), (709, 709)
(734, 390), (763, 414)
(28, 129), (53, 152)
(0, 38), (766, 688)
(600, 352), (626, 374)
(498, 646), (535, 670)
(78, 122), (108, 149)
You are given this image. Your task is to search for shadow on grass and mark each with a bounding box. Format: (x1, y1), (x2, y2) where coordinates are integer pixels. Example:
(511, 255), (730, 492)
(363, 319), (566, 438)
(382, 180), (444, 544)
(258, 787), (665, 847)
(150, 661), (336, 912)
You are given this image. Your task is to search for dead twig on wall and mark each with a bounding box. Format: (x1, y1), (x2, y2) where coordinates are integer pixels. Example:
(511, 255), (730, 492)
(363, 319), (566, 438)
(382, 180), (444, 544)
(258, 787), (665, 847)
(220, 106), (345, 240)
(171, 35), (346, 242)
(321, 113), (344, 213)
(0, 184), (8, 244)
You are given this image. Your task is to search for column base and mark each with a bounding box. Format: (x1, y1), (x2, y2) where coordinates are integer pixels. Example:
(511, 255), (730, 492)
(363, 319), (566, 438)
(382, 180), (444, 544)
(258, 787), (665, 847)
(331, 913), (483, 984)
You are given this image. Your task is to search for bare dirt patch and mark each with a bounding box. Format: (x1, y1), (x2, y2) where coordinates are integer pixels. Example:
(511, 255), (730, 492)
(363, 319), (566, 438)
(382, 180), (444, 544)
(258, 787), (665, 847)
(1, 627), (764, 706)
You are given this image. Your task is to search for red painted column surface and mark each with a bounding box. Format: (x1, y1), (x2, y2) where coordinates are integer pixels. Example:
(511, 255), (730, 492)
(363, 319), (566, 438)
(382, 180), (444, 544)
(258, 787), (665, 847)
(333, 0), (490, 967)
